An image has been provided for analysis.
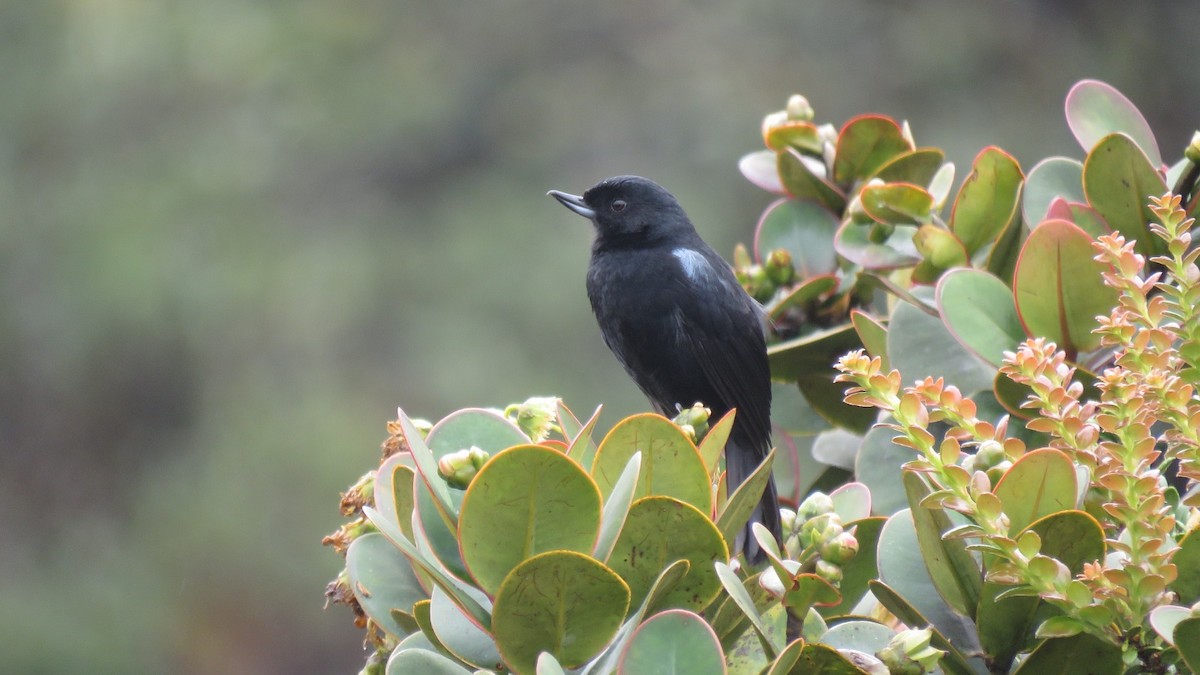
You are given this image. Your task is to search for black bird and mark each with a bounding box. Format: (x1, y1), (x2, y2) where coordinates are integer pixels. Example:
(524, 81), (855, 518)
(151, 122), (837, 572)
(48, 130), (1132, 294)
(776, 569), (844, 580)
(548, 175), (781, 563)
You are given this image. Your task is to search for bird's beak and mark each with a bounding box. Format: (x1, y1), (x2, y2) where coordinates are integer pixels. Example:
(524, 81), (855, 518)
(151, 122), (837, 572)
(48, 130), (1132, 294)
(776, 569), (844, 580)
(547, 190), (596, 219)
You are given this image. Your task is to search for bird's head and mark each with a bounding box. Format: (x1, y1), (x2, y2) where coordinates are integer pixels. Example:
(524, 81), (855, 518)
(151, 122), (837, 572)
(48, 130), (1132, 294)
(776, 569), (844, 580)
(548, 175), (693, 247)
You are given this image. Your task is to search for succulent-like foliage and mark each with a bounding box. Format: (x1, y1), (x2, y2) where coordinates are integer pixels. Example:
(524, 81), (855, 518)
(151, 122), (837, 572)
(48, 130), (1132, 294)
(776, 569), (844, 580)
(328, 80), (1200, 674)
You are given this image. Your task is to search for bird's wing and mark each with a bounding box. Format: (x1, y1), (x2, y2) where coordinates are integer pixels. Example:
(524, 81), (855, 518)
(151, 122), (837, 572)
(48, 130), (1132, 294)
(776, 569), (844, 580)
(671, 267), (773, 450)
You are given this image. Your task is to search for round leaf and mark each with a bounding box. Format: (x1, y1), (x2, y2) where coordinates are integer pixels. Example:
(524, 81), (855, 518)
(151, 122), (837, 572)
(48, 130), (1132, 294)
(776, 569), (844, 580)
(834, 222), (920, 270)
(936, 269), (1026, 367)
(779, 149), (846, 212)
(1012, 219), (1118, 355)
(888, 287), (995, 395)
(386, 647), (472, 675)
(617, 609), (726, 675)
(1023, 157), (1084, 229)
(1065, 79), (1161, 166)
(492, 551), (629, 672)
(607, 496), (727, 611)
(994, 448), (1079, 534)
(820, 620), (895, 653)
(429, 586), (503, 669)
(459, 444), (601, 596)
(346, 533), (427, 639)
(1082, 132), (1168, 257)
(834, 115), (912, 185)
(854, 424), (913, 516)
(754, 198), (839, 277)
(739, 150), (785, 194)
(870, 147), (946, 186)
(592, 414), (711, 513)
(950, 146), (1023, 256)
(860, 182), (934, 225)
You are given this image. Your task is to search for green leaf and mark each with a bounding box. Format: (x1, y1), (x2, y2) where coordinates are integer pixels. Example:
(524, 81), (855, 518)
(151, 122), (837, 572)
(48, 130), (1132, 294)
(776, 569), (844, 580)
(608, 496), (727, 612)
(594, 452), (642, 563)
(830, 482), (872, 522)
(765, 120), (823, 153)
(1044, 198), (1111, 239)
(346, 533), (427, 639)
(755, 198), (839, 277)
(399, 407), (459, 528)
(834, 221), (920, 270)
(764, 639), (806, 675)
(850, 310), (889, 371)
(1169, 526), (1200, 604)
(888, 287), (995, 395)
(561, 402), (602, 468)
(875, 511), (983, 659)
(768, 275), (838, 322)
(592, 413), (712, 513)
(717, 448), (777, 547)
(715, 562), (780, 658)
(1011, 631), (1122, 674)
(820, 620), (896, 653)
(1012, 219), (1119, 355)
(834, 115), (913, 185)
(950, 146), (1023, 256)
(767, 323), (875, 433)
(459, 444), (602, 596)
(1148, 604), (1191, 646)
(1082, 132), (1168, 257)
(537, 652), (568, 675)
(364, 505), (493, 630)
(853, 425), (912, 516)
(580, 560), (691, 675)
(386, 648), (473, 675)
(375, 454), (417, 542)
(416, 483), (472, 581)
(1023, 157), (1085, 229)
(936, 269), (1026, 367)
(860, 182), (934, 225)
(993, 446), (1080, 535)
(699, 410), (735, 478)
(1026, 510), (1105, 575)
(787, 643), (870, 674)
(429, 586), (503, 669)
(616, 610), (726, 675)
(740, 150), (785, 195)
(975, 580), (1040, 672)
(867, 581), (979, 675)
(779, 149), (846, 212)
(492, 551), (630, 673)
(819, 516), (885, 617)
(1175, 618), (1200, 672)
(903, 471), (982, 618)
(1065, 79), (1161, 166)
(984, 189), (1028, 285)
(870, 147), (946, 186)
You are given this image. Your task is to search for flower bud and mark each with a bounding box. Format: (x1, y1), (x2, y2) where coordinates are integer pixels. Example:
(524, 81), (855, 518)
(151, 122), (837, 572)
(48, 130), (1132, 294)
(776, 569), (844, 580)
(1187, 131), (1200, 164)
(504, 396), (561, 442)
(821, 531), (860, 565)
(765, 248), (796, 286)
(672, 402), (711, 442)
(815, 559), (842, 584)
(796, 492), (835, 522)
(787, 94), (814, 122)
(438, 446), (490, 489)
(876, 628), (944, 675)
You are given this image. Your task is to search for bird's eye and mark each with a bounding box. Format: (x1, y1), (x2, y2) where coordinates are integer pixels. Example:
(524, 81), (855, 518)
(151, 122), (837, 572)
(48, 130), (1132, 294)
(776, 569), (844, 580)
(611, 200), (627, 212)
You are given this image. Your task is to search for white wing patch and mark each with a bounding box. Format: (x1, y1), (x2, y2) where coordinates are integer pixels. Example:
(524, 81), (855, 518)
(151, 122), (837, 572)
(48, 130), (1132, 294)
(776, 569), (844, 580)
(672, 248), (712, 282)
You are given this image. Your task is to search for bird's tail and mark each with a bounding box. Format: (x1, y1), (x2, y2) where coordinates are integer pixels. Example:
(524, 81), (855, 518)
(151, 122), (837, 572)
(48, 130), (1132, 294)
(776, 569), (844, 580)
(725, 435), (782, 565)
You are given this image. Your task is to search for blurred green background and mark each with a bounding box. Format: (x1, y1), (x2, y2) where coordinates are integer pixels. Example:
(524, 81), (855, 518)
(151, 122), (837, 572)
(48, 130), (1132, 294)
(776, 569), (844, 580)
(1, 2), (1196, 673)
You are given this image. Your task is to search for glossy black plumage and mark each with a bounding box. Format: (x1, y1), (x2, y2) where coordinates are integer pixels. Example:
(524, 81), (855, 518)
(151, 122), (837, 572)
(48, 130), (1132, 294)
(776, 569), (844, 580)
(548, 175), (781, 563)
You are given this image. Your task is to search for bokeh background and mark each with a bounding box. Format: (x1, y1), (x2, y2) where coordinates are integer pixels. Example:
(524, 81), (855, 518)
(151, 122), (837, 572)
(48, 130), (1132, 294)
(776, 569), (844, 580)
(2, 2), (1197, 672)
